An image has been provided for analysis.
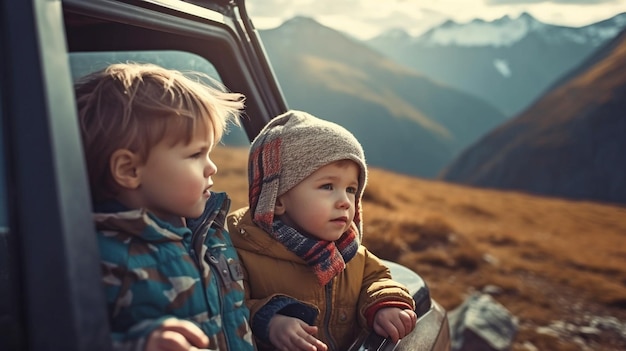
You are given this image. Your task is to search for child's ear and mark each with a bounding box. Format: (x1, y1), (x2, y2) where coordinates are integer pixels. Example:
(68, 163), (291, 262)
(274, 197), (286, 215)
(110, 149), (142, 189)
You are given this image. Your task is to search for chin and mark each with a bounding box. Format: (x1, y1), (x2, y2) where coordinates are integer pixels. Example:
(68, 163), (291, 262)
(186, 207), (205, 219)
(328, 233), (345, 241)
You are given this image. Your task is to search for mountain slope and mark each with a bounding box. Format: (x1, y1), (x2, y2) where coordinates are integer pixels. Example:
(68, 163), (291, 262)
(439, 28), (626, 205)
(367, 12), (626, 116)
(259, 17), (505, 177)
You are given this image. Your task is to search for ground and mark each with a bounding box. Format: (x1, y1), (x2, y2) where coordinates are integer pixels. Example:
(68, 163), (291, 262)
(212, 146), (626, 351)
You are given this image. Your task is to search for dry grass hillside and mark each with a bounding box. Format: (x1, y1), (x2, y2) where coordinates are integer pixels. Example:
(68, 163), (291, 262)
(212, 146), (626, 351)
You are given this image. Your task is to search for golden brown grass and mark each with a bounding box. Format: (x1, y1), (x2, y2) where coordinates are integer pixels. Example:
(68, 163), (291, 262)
(212, 145), (626, 350)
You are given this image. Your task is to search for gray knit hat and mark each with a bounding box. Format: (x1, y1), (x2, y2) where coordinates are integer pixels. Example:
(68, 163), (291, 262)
(248, 110), (367, 237)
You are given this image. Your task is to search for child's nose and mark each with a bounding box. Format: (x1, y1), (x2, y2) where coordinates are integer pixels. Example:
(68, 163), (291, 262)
(336, 193), (351, 209)
(204, 158), (217, 177)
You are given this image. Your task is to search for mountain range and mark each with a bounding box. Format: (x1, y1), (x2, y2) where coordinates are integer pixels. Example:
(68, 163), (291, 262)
(258, 17), (505, 177)
(366, 12), (626, 117)
(439, 27), (626, 205)
(70, 12), (626, 200)
(259, 14), (626, 204)
(71, 33), (487, 178)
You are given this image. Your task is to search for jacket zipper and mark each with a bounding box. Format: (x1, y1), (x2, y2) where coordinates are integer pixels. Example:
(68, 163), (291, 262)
(207, 252), (231, 351)
(188, 201), (231, 351)
(323, 281), (337, 351)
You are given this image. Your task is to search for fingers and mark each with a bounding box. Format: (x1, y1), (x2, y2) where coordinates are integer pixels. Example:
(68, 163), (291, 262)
(146, 318), (210, 351)
(373, 308), (418, 343)
(274, 333), (321, 351)
(294, 322), (327, 351)
(300, 324), (318, 336)
(269, 316), (328, 351)
(289, 333), (325, 351)
(400, 309), (417, 334)
(147, 329), (193, 351)
(299, 325), (327, 351)
(300, 333), (328, 351)
(374, 320), (401, 343)
(159, 318), (210, 348)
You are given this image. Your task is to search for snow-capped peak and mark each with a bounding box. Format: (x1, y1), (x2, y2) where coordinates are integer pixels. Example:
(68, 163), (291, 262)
(579, 12), (626, 45)
(419, 12), (545, 47)
(377, 28), (412, 40)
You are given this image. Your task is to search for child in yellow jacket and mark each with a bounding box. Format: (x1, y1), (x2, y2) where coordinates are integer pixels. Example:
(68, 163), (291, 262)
(228, 110), (417, 351)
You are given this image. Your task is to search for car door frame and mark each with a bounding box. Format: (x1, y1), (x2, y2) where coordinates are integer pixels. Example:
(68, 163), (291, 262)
(0, 1), (111, 350)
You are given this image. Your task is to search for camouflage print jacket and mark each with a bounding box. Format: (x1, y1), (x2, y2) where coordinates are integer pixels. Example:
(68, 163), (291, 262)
(94, 192), (255, 351)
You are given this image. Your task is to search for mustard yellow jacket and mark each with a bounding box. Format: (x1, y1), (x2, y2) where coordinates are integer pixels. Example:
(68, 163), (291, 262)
(227, 207), (415, 351)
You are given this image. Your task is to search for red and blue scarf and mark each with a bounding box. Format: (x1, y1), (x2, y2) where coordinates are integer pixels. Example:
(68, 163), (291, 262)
(271, 219), (359, 285)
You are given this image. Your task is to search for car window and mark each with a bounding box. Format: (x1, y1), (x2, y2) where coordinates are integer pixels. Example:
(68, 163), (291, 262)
(69, 50), (249, 146)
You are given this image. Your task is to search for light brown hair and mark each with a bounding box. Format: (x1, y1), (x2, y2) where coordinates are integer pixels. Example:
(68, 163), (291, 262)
(75, 62), (244, 203)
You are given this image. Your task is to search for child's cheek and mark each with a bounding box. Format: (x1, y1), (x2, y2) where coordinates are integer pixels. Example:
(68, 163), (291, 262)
(184, 177), (205, 197)
(170, 174), (205, 205)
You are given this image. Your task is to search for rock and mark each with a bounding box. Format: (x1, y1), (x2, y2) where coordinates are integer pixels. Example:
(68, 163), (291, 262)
(448, 293), (519, 351)
(482, 284), (504, 295)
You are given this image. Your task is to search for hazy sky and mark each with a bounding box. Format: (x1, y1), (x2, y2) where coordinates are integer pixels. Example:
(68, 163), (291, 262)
(247, 0), (626, 39)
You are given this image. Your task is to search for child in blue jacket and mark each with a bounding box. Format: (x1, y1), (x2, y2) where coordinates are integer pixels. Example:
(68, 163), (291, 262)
(75, 62), (254, 351)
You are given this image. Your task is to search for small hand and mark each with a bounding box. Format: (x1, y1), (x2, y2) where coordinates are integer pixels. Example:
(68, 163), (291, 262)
(269, 315), (328, 351)
(144, 318), (211, 351)
(372, 308), (417, 343)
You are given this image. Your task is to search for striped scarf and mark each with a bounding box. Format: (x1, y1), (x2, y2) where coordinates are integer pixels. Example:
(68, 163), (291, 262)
(272, 219), (359, 286)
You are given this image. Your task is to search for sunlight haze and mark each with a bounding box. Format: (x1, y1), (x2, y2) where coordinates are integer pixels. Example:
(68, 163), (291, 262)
(247, 0), (626, 39)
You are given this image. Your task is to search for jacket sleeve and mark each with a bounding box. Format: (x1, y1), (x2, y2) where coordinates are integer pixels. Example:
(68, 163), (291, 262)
(238, 257), (318, 346)
(98, 233), (175, 350)
(357, 246), (416, 327)
(227, 208), (319, 346)
(248, 294), (318, 346)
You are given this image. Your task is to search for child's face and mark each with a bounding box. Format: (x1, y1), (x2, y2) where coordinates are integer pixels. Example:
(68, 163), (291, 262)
(135, 126), (217, 222)
(276, 160), (359, 241)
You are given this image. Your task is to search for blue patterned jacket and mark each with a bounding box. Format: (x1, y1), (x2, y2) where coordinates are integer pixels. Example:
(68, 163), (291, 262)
(95, 192), (254, 351)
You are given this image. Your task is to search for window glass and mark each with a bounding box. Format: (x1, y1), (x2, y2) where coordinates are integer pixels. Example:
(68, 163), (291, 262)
(69, 51), (249, 146)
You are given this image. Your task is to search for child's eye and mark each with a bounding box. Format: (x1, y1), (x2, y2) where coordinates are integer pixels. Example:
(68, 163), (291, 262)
(320, 183), (333, 190)
(347, 186), (357, 194)
(190, 152), (203, 159)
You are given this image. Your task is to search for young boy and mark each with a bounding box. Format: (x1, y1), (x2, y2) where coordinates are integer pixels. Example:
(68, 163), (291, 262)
(75, 62), (254, 351)
(228, 111), (417, 351)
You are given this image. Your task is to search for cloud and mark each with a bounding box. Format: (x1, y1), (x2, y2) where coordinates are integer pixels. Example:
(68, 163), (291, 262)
(247, 0), (365, 17)
(247, 0), (626, 38)
(485, 0), (615, 4)
(246, 0), (450, 38)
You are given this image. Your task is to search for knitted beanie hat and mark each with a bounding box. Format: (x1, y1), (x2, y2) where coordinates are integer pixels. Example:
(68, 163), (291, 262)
(248, 110), (367, 238)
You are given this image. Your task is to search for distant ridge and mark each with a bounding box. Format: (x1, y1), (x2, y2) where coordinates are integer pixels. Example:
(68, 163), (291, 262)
(366, 12), (626, 116)
(259, 16), (504, 178)
(440, 28), (626, 205)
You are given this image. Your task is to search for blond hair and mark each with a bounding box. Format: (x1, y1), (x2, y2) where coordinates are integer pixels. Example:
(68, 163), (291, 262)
(75, 62), (244, 203)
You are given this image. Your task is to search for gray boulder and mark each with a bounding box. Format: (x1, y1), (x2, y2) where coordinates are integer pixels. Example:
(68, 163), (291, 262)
(448, 293), (518, 351)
